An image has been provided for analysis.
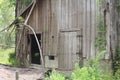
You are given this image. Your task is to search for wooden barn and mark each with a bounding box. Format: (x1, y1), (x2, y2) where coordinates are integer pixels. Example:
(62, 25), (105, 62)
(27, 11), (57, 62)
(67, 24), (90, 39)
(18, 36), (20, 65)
(15, 0), (117, 71)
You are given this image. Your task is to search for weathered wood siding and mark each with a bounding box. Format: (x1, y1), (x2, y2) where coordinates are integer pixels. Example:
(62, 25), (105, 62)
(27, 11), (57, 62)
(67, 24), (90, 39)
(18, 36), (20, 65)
(24, 0), (98, 68)
(27, 0), (59, 56)
(57, 0), (98, 69)
(16, 0), (117, 69)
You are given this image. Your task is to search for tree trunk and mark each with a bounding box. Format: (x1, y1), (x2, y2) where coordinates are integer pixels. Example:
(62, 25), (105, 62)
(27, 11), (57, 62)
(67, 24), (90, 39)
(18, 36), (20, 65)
(15, 0), (27, 17)
(15, 0), (28, 67)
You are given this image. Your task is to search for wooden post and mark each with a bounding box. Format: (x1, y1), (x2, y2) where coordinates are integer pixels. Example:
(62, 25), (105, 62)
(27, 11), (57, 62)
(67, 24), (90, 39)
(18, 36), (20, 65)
(15, 71), (19, 80)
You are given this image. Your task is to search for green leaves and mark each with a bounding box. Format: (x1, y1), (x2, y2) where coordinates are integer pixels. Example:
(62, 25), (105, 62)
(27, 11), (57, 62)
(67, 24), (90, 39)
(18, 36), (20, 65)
(113, 48), (120, 76)
(95, 16), (106, 52)
(0, 0), (15, 28)
(24, 0), (32, 6)
(72, 65), (90, 80)
(45, 70), (65, 80)
(0, 0), (15, 48)
(45, 52), (114, 80)
(8, 0), (16, 6)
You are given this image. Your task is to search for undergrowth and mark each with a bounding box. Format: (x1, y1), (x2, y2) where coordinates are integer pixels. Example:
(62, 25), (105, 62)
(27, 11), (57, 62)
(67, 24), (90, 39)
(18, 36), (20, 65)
(45, 50), (120, 80)
(0, 48), (19, 66)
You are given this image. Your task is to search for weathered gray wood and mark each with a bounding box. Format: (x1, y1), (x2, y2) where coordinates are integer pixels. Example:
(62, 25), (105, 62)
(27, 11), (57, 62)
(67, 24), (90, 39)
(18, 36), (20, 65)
(58, 32), (77, 70)
(15, 0), (117, 70)
(15, 71), (19, 80)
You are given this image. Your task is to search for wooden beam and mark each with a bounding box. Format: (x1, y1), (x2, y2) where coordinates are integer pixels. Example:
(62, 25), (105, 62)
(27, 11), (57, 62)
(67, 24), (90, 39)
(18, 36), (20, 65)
(60, 29), (81, 32)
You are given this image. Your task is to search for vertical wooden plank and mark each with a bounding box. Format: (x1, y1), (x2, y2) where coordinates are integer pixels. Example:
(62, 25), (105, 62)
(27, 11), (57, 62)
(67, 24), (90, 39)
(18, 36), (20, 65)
(68, 32), (71, 69)
(94, 0), (98, 58)
(57, 0), (62, 56)
(68, 0), (71, 29)
(61, 0), (68, 29)
(57, 0), (62, 30)
(42, 0), (46, 55)
(72, 32), (77, 68)
(79, 0), (84, 63)
(69, 32), (73, 69)
(48, 0), (51, 56)
(64, 32), (68, 68)
(36, 3), (38, 32)
(86, 0), (91, 59)
(66, 0), (69, 29)
(48, 0), (59, 56)
(74, 0), (78, 29)
(83, 0), (87, 59)
(34, 6), (37, 32)
(58, 32), (64, 69)
(54, 0), (59, 56)
(70, 0), (73, 29)
(58, 32), (61, 68)
(58, 0), (62, 69)
(49, 0), (53, 55)
(90, 0), (96, 58)
(62, 33), (65, 68)
(46, 0), (50, 56)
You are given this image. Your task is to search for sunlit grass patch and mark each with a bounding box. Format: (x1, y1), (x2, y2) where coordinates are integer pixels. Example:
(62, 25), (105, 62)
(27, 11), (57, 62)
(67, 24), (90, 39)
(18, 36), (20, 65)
(0, 48), (15, 65)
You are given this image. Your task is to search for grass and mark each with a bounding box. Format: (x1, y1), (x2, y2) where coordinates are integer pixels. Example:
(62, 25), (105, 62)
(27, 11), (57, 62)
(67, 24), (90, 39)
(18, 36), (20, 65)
(0, 48), (15, 65)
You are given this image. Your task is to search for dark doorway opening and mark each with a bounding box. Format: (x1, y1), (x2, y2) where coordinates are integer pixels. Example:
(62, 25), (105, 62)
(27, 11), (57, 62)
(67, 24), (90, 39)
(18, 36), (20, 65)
(30, 34), (41, 65)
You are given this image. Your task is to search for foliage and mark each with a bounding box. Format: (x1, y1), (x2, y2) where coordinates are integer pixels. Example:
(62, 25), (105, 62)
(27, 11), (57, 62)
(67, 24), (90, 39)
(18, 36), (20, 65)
(8, 0), (16, 6)
(0, 48), (19, 66)
(0, 0), (15, 27)
(71, 51), (110, 80)
(0, 48), (14, 64)
(97, 0), (102, 8)
(45, 70), (65, 80)
(116, 0), (120, 16)
(95, 0), (106, 53)
(113, 47), (120, 79)
(0, 28), (15, 49)
(72, 65), (104, 80)
(45, 65), (113, 80)
(0, 0), (15, 49)
(24, 0), (32, 6)
(114, 69), (120, 80)
(8, 51), (19, 66)
(45, 51), (119, 80)
(7, 0), (32, 6)
(95, 17), (106, 52)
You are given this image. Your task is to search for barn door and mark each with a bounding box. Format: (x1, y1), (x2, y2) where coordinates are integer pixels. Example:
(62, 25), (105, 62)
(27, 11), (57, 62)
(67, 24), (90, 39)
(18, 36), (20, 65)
(58, 31), (80, 70)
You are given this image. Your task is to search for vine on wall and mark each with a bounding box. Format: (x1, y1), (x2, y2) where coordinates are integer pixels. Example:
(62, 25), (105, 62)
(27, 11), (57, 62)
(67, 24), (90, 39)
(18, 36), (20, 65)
(95, 0), (106, 52)
(95, 17), (106, 52)
(113, 0), (120, 75)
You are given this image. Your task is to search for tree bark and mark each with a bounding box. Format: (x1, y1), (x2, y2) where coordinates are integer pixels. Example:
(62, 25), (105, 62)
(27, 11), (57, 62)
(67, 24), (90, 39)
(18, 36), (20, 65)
(15, 0), (28, 67)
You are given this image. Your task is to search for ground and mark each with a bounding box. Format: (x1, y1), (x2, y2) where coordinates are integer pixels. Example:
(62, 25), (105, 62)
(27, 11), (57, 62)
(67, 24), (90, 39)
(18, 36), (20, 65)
(0, 64), (44, 80)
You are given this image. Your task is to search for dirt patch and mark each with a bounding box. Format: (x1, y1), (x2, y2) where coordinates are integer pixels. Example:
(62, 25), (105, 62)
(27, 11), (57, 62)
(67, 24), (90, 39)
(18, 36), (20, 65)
(0, 64), (44, 80)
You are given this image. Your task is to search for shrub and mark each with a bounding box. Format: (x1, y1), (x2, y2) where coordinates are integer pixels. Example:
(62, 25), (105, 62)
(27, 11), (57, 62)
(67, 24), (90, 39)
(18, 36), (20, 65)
(71, 64), (113, 80)
(9, 52), (19, 66)
(113, 68), (120, 80)
(45, 70), (65, 80)
(45, 51), (115, 80)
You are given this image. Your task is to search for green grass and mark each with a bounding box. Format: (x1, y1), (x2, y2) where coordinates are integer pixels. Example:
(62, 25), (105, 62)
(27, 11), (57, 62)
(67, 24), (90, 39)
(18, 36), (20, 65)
(0, 48), (15, 65)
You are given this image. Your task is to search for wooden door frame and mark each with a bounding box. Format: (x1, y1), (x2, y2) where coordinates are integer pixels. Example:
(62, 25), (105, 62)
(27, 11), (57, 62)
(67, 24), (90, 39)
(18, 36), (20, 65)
(27, 32), (43, 66)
